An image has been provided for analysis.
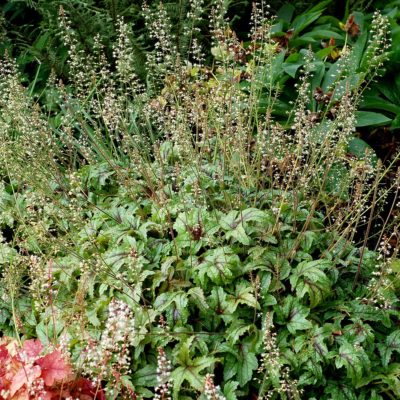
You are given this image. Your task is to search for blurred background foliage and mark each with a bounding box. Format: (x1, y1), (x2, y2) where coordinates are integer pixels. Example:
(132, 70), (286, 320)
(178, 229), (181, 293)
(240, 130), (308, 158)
(0, 0), (399, 158)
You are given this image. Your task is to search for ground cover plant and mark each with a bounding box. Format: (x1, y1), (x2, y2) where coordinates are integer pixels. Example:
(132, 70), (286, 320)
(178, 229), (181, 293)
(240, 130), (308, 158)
(0, 1), (400, 399)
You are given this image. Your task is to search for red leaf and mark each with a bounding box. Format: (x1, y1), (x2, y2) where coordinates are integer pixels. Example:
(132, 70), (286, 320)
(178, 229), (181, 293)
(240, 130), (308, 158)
(69, 378), (106, 400)
(0, 345), (8, 360)
(10, 365), (41, 396)
(0, 345), (8, 374)
(9, 389), (30, 400)
(36, 350), (72, 386)
(21, 339), (43, 358)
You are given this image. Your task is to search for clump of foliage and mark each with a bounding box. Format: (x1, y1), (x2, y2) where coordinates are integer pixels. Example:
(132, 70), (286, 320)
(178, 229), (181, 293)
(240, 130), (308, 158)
(0, 1), (399, 399)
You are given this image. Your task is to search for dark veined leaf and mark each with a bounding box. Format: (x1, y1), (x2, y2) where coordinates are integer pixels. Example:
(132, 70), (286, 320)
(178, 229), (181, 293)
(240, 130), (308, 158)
(234, 282), (259, 309)
(188, 287), (209, 310)
(348, 302), (392, 328)
(378, 330), (400, 367)
(208, 287), (237, 316)
(325, 381), (358, 400)
(224, 342), (258, 386)
(171, 357), (217, 396)
(196, 247), (240, 285)
(335, 340), (371, 386)
(276, 296), (312, 334)
(290, 259), (333, 307)
(172, 341), (218, 396)
(371, 363), (400, 398)
(226, 322), (252, 346)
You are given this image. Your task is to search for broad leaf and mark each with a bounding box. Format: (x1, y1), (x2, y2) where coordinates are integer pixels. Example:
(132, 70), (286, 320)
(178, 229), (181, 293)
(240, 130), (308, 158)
(223, 381), (239, 400)
(277, 296), (312, 334)
(290, 259), (332, 307)
(355, 111), (391, 127)
(378, 330), (400, 367)
(224, 343), (258, 386)
(335, 341), (370, 386)
(36, 350), (72, 386)
(196, 247), (239, 285)
(171, 350), (217, 397)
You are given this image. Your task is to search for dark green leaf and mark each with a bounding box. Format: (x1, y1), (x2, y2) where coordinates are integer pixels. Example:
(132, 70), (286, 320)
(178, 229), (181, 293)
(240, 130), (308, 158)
(355, 111), (392, 127)
(378, 330), (400, 367)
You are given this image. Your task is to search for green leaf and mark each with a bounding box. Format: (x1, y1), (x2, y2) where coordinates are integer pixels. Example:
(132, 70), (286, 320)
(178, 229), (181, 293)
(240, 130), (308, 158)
(348, 137), (378, 166)
(227, 224), (250, 245)
(324, 162), (350, 199)
(355, 111), (392, 127)
(36, 320), (64, 346)
(239, 208), (267, 224)
(308, 0), (333, 12)
(208, 287), (236, 316)
(360, 95), (400, 114)
(335, 340), (371, 386)
(171, 345), (217, 397)
(196, 247), (239, 285)
(301, 29), (344, 40)
(131, 365), (157, 387)
(220, 208), (266, 245)
(373, 363), (400, 398)
(378, 330), (400, 367)
(378, 78), (400, 104)
(300, 231), (317, 252)
(223, 381), (239, 400)
(226, 319), (253, 345)
(168, 292), (190, 325)
(290, 259), (333, 307)
(391, 114), (400, 129)
(120, 375), (136, 392)
(188, 287), (209, 310)
(86, 308), (101, 327)
(322, 59), (343, 90)
(277, 4), (295, 23)
(236, 348), (258, 386)
(291, 11), (325, 35)
(315, 45), (336, 60)
(277, 296), (312, 334)
(0, 244), (17, 264)
(234, 282), (259, 309)
(224, 343), (258, 386)
(325, 381), (358, 400)
(349, 302), (391, 327)
(220, 211), (238, 230)
(154, 292), (177, 312)
(283, 61), (303, 78)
